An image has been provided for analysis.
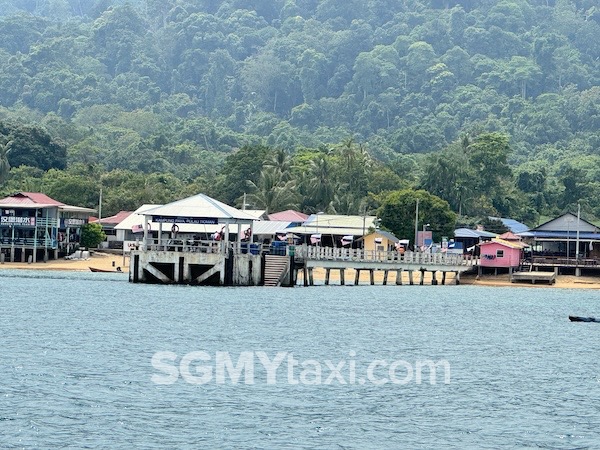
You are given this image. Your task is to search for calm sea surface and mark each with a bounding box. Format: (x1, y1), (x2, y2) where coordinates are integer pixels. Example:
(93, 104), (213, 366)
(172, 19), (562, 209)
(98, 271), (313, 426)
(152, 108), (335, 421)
(1, 269), (599, 449)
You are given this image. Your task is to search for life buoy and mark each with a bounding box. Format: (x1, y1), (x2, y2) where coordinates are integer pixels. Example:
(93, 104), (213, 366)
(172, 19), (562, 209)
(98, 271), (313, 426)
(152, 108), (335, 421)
(244, 228), (252, 240)
(171, 224), (179, 234)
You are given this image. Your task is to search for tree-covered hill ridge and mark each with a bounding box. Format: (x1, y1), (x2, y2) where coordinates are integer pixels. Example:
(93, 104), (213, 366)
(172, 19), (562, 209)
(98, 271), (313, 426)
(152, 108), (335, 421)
(0, 0), (598, 224)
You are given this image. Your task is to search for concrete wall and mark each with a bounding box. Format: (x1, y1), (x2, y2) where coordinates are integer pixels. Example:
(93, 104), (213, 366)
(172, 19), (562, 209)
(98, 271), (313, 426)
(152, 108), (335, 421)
(232, 254), (263, 286)
(130, 250), (263, 286)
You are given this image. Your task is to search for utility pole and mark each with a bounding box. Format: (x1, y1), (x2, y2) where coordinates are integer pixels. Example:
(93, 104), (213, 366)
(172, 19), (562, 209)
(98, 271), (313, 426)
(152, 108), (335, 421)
(98, 188), (103, 222)
(414, 198), (419, 250)
(576, 202), (581, 261)
(362, 205), (367, 249)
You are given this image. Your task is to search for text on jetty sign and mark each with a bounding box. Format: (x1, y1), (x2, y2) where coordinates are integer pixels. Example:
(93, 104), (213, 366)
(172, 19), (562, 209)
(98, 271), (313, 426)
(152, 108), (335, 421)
(152, 215), (218, 225)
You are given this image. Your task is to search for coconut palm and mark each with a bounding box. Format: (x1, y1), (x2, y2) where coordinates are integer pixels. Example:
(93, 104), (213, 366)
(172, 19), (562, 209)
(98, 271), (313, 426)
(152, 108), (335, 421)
(304, 156), (335, 212)
(0, 140), (13, 185)
(245, 167), (299, 214)
(264, 148), (292, 179)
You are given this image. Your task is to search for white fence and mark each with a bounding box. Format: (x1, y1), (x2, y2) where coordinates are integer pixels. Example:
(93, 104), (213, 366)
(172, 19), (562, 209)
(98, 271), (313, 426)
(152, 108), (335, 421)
(139, 240), (475, 267)
(294, 245), (475, 266)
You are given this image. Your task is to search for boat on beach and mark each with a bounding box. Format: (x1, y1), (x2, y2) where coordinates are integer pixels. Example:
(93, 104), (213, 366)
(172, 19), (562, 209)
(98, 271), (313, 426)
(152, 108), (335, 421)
(89, 266), (123, 273)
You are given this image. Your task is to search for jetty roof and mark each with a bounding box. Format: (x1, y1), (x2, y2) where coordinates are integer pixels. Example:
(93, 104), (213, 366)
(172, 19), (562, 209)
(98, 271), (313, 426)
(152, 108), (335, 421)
(142, 193), (257, 222)
(115, 204), (249, 234)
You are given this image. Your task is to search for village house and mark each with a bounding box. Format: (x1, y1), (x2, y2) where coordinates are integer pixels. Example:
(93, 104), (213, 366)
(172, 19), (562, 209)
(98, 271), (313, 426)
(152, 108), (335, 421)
(519, 212), (600, 275)
(479, 235), (529, 275)
(91, 210), (133, 250)
(0, 192), (95, 262)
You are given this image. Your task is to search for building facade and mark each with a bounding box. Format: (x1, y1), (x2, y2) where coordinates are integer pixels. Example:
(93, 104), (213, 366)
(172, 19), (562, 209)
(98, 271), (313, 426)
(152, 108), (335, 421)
(0, 192), (95, 262)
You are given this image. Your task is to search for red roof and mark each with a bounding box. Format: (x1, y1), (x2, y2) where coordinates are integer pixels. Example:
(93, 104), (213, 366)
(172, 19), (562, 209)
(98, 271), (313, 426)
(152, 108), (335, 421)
(268, 210), (309, 222)
(0, 192), (64, 206)
(92, 211), (133, 225)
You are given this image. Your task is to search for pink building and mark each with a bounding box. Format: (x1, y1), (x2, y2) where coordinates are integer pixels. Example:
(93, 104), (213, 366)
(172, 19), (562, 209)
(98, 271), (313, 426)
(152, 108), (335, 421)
(479, 238), (526, 268)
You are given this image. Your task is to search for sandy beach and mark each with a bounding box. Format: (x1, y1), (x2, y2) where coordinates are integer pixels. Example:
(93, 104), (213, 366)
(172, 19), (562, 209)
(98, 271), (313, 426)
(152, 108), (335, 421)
(2, 256), (600, 289)
(0, 252), (129, 273)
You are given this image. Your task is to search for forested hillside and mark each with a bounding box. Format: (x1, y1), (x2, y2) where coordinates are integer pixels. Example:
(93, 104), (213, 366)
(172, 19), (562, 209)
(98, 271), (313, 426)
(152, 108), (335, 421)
(0, 0), (598, 230)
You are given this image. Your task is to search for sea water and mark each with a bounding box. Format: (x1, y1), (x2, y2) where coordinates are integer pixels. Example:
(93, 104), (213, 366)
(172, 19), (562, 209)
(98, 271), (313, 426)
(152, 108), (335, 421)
(0, 270), (599, 449)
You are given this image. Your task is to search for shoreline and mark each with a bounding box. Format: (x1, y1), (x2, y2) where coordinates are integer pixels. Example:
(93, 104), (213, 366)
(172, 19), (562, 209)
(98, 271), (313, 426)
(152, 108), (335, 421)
(0, 252), (130, 273)
(2, 258), (600, 289)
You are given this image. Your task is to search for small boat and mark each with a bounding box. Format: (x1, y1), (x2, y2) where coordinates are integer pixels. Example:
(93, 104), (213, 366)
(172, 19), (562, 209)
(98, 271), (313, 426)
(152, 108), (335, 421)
(569, 315), (600, 323)
(89, 266), (123, 273)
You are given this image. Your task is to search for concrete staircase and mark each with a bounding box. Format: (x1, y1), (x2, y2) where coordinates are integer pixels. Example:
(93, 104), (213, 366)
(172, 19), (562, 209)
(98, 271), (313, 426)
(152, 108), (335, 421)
(263, 255), (289, 286)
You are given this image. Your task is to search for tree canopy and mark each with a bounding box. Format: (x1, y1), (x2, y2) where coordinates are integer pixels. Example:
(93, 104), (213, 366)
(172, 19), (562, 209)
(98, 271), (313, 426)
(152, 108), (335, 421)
(0, 0), (598, 227)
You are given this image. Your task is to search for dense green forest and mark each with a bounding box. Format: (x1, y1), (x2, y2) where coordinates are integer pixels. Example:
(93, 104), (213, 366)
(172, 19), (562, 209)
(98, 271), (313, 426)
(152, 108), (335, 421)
(0, 0), (599, 234)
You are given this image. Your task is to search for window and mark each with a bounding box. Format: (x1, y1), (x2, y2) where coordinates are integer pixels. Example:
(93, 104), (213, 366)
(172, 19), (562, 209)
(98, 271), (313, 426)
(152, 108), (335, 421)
(496, 250), (504, 258)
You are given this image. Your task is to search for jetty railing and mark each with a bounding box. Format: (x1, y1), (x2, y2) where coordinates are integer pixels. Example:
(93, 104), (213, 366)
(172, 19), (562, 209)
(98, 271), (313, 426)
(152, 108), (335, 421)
(140, 239), (475, 267)
(0, 237), (57, 247)
(147, 239), (226, 253)
(293, 245), (475, 266)
(144, 239), (271, 255)
(532, 256), (599, 267)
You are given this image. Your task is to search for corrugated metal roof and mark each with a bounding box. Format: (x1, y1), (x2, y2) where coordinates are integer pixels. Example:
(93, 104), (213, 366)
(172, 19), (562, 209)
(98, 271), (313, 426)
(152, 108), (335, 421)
(268, 210), (309, 222)
(243, 209), (267, 219)
(0, 202), (57, 209)
(142, 193), (256, 221)
(59, 205), (96, 213)
(480, 238), (528, 249)
(531, 213), (598, 233)
(252, 220), (292, 234)
(93, 211), (133, 225)
(304, 214), (376, 229)
(454, 228), (497, 238)
(115, 211), (241, 234)
(0, 192), (64, 206)
(0, 192), (95, 213)
(519, 230), (600, 240)
(498, 231), (521, 241)
(355, 229), (400, 242)
(489, 217), (530, 233)
(285, 225), (373, 237)
(374, 229), (400, 242)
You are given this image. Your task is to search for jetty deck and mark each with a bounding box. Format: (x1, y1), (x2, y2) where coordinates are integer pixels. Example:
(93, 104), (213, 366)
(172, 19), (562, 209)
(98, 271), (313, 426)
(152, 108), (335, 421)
(511, 271), (556, 285)
(130, 240), (476, 286)
(293, 246), (476, 286)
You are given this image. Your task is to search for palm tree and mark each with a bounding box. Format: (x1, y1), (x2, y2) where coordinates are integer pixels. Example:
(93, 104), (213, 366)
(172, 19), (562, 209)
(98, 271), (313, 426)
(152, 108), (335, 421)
(264, 148), (292, 179)
(245, 167), (299, 214)
(304, 157), (335, 211)
(0, 140), (13, 185)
